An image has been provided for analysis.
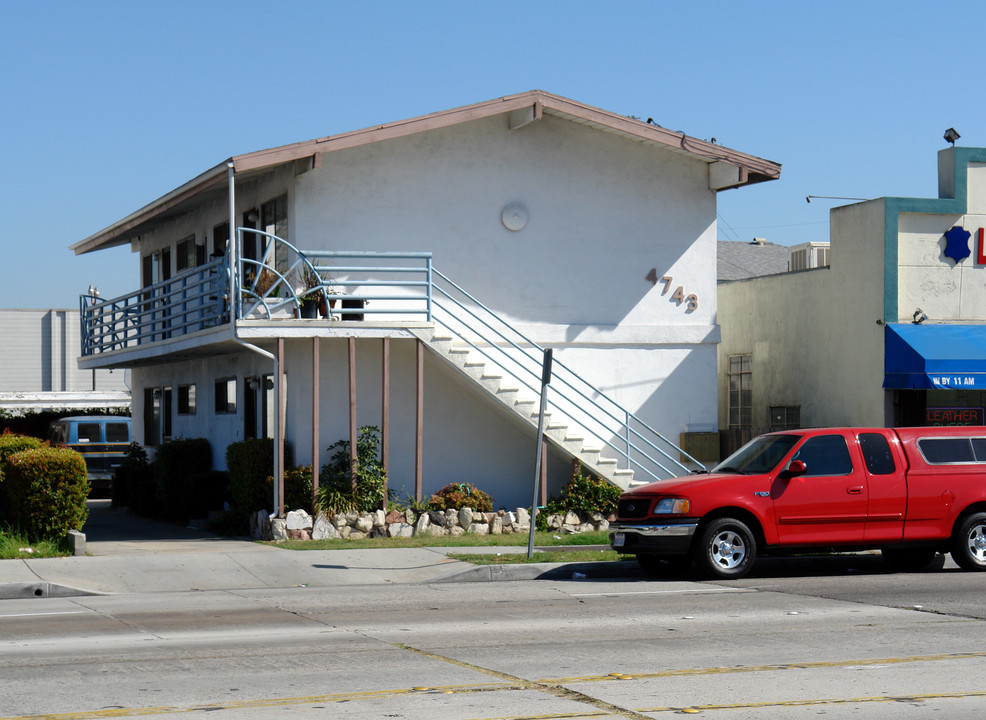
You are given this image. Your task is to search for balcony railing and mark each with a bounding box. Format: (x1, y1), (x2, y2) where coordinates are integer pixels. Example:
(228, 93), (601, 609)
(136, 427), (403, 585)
(81, 258), (228, 355)
(80, 232), (434, 356)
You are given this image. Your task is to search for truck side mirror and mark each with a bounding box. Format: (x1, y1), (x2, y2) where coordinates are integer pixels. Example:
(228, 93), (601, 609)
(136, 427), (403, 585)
(785, 459), (807, 477)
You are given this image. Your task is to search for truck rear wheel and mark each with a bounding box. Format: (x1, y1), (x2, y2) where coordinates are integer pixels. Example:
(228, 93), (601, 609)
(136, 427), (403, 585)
(694, 517), (756, 579)
(951, 513), (986, 571)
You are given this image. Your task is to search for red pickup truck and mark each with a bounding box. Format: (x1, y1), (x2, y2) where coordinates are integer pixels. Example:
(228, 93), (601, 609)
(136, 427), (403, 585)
(610, 427), (986, 579)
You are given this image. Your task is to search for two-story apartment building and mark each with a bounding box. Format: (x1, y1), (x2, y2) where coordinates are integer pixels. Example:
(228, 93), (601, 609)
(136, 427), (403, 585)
(72, 90), (780, 513)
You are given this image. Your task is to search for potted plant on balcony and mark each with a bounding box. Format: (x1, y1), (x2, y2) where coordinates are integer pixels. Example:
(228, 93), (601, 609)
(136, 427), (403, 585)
(296, 266), (336, 319)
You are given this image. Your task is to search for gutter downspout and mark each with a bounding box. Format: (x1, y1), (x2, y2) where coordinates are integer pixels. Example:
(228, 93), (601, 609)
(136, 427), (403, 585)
(228, 162), (283, 518)
(234, 338), (282, 518)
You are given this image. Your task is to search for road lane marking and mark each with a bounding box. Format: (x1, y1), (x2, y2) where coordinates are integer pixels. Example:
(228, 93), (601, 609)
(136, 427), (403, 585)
(571, 588), (750, 597)
(550, 650), (986, 683)
(6, 649), (986, 719)
(640, 689), (986, 714)
(0, 611), (89, 618)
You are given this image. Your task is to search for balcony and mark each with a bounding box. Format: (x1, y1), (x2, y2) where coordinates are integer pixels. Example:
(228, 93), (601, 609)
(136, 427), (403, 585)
(80, 232), (435, 358)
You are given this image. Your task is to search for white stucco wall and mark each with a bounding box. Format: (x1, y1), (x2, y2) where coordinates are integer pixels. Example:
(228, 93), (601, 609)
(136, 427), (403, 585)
(132, 339), (579, 510)
(291, 112), (719, 441)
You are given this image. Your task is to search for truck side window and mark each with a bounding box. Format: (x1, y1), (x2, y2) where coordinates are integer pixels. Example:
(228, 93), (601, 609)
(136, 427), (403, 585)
(972, 438), (986, 461)
(919, 438), (975, 464)
(858, 433), (896, 475)
(792, 435), (853, 476)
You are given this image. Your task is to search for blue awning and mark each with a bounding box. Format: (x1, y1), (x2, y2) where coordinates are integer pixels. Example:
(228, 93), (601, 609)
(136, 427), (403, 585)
(885, 324), (986, 390)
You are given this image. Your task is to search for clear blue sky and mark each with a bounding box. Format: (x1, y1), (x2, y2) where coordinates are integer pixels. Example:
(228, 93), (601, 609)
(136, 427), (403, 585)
(3, 0), (984, 308)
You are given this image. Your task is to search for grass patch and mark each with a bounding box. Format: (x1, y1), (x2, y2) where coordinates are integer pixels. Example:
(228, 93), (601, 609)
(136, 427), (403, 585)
(264, 530), (612, 551)
(449, 549), (627, 565)
(0, 528), (69, 559)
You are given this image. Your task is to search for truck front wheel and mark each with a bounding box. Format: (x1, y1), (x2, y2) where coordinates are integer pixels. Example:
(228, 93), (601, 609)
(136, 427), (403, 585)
(694, 517), (756, 579)
(951, 513), (986, 571)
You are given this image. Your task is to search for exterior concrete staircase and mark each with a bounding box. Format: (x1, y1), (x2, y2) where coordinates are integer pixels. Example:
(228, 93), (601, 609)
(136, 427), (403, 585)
(410, 327), (638, 489)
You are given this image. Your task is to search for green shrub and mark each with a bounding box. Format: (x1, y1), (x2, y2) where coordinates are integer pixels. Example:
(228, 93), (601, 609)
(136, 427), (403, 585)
(4, 446), (89, 541)
(428, 482), (493, 513)
(185, 470), (229, 519)
(316, 426), (387, 515)
(536, 460), (620, 530)
(114, 442), (155, 515)
(555, 460), (621, 516)
(226, 438), (275, 514)
(153, 438), (212, 521)
(282, 465), (314, 514)
(0, 432), (43, 523)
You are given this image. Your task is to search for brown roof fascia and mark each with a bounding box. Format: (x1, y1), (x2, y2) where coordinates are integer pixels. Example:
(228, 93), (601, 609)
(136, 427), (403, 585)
(233, 90), (780, 180)
(231, 92), (541, 173)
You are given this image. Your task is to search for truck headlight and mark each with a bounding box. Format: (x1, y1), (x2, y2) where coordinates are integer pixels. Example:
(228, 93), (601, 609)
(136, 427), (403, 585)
(654, 498), (690, 514)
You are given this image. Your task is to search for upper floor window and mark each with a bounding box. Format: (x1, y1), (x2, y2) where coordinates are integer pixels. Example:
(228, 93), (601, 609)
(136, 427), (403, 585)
(176, 235), (196, 272)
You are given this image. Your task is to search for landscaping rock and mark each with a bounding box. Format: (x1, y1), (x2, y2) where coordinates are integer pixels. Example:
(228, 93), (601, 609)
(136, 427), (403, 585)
(312, 513), (340, 540)
(286, 509), (312, 531)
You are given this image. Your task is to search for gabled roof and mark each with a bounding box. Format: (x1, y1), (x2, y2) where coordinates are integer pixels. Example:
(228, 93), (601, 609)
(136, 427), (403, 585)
(73, 90), (781, 255)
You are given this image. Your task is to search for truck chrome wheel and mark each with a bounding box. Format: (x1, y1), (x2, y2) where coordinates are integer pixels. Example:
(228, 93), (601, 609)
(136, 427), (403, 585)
(951, 513), (986, 571)
(695, 518), (757, 579)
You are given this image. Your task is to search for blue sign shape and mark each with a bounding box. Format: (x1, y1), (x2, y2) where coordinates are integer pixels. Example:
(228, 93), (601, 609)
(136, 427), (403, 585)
(944, 226), (972, 262)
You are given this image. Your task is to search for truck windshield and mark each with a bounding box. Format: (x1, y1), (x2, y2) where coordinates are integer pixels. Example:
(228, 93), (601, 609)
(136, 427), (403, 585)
(713, 434), (800, 475)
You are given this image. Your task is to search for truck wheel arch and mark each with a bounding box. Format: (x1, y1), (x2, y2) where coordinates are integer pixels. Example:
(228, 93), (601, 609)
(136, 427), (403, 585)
(696, 508), (767, 550)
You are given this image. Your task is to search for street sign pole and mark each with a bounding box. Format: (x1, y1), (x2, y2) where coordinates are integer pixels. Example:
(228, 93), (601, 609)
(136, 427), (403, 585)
(528, 349), (553, 560)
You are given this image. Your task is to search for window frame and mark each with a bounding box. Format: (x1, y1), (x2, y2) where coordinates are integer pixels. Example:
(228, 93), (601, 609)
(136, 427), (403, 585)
(214, 378), (237, 415)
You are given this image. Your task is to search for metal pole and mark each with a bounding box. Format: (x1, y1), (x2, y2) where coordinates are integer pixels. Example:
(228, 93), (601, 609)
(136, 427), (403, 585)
(227, 163), (238, 320)
(527, 349), (552, 560)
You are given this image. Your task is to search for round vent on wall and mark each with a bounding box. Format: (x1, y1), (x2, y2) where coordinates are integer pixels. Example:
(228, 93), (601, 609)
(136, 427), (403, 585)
(501, 202), (528, 232)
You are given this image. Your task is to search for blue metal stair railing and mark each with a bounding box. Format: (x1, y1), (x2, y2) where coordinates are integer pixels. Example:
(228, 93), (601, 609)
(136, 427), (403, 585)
(428, 269), (706, 484)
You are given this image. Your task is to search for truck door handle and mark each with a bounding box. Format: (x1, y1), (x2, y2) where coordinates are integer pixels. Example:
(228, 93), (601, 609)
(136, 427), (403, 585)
(847, 486), (864, 494)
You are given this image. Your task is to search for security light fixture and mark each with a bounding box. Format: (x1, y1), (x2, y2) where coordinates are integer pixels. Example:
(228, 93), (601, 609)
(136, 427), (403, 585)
(944, 128), (961, 145)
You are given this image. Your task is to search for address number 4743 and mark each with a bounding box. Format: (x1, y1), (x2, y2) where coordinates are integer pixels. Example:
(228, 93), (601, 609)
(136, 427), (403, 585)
(646, 270), (698, 312)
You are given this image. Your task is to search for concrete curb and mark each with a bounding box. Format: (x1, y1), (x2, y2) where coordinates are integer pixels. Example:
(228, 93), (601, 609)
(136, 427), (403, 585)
(428, 559), (643, 584)
(0, 582), (106, 600)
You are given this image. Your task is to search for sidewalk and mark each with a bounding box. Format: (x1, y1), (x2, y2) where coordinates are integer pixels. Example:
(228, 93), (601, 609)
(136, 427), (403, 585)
(0, 500), (639, 599)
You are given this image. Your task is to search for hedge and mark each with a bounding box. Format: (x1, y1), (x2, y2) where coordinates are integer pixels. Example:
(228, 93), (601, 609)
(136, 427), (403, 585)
(4, 446), (89, 541)
(0, 433), (43, 523)
(153, 438), (212, 521)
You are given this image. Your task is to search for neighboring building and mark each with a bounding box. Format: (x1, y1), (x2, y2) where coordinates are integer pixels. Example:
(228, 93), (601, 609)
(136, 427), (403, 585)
(0, 308), (129, 415)
(718, 146), (986, 435)
(717, 239), (792, 281)
(72, 90), (780, 511)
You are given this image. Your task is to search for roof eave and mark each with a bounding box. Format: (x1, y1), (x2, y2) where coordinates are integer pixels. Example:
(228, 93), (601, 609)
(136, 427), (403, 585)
(73, 90), (781, 255)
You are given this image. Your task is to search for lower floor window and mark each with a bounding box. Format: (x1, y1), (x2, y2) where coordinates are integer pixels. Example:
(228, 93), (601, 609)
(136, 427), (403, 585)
(769, 405), (800, 431)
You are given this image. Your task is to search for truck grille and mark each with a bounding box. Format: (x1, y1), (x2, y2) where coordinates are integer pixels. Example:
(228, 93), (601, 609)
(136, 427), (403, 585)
(617, 498), (651, 519)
